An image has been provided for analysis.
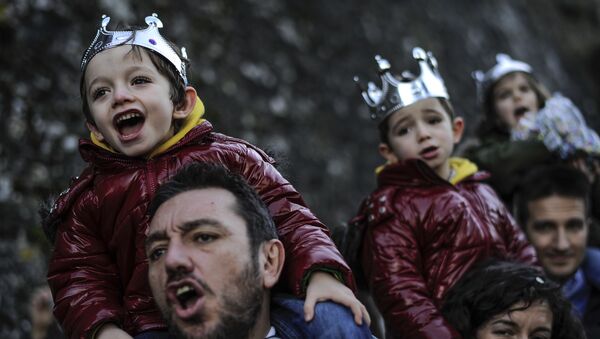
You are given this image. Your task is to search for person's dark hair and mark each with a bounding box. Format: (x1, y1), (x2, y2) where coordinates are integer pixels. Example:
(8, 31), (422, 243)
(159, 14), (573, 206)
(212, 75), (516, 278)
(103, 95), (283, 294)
(80, 26), (190, 127)
(378, 97), (455, 144)
(442, 259), (586, 339)
(148, 163), (278, 259)
(477, 71), (550, 138)
(514, 164), (590, 227)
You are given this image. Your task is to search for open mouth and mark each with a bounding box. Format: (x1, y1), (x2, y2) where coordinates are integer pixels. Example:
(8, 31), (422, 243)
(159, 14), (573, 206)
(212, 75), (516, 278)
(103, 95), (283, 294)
(167, 279), (205, 320)
(113, 110), (145, 138)
(175, 284), (201, 309)
(513, 107), (529, 119)
(419, 146), (439, 160)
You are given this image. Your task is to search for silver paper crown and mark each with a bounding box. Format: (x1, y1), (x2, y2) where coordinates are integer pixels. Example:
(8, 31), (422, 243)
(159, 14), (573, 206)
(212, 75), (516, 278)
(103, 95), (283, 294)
(472, 53), (533, 102)
(354, 47), (449, 120)
(80, 13), (188, 85)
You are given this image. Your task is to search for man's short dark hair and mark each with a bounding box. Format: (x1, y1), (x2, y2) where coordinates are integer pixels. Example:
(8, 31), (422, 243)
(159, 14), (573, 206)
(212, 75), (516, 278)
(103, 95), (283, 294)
(148, 162), (278, 258)
(515, 164), (590, 227)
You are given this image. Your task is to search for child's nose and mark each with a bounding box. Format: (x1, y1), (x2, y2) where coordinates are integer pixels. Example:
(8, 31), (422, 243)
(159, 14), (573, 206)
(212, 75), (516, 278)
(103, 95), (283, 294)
(112, 85), (134, 106)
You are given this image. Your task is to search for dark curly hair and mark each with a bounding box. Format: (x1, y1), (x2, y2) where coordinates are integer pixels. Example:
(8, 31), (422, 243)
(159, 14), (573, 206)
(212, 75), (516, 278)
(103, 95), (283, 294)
(442, 259), (585, 339)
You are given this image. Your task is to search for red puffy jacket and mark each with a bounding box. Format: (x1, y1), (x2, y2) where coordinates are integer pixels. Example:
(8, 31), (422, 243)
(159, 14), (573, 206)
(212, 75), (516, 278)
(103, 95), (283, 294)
(45, 121), (354, 339)
(352, 159), (537, 339)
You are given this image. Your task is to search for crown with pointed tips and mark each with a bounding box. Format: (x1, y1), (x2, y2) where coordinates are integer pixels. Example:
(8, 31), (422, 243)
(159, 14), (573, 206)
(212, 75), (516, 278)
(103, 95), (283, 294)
(80, 13), (188, 85)
(472, 53), (533, 102)
(354, 47), (449, 121)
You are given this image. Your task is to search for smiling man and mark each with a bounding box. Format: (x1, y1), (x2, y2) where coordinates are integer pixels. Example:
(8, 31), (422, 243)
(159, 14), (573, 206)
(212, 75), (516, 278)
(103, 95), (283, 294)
(145, 163), (372, 339)
(515, 164), (600, 338)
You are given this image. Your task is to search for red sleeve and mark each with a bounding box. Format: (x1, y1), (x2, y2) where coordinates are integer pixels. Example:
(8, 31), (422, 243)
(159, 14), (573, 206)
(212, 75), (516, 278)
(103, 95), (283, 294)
(236, 146), (355, 295)
(362, 206), (460, 339)
(47, 191), (124, 339)
(498, 201), (539, 266)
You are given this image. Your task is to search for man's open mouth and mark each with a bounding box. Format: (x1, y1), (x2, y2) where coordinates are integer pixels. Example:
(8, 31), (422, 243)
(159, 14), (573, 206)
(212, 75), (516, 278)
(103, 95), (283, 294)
(166, 279), (205, 320)
(175, 284), (201, 309)
(113, 110), (145, 138)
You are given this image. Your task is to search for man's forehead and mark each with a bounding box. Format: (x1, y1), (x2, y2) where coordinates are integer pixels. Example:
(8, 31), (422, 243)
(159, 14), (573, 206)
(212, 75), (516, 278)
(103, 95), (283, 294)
(528, 195), (586, 220)
(148, 188), (243, 234)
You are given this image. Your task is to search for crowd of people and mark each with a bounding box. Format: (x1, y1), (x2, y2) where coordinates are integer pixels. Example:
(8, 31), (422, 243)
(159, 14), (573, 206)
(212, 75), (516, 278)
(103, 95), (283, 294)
(35, 12), (600, 339)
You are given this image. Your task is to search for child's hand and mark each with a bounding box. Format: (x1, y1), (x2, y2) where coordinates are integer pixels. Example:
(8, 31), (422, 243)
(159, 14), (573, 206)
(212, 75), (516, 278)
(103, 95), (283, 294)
(95, 323), (133, 339)
(304, 271), (371, 326)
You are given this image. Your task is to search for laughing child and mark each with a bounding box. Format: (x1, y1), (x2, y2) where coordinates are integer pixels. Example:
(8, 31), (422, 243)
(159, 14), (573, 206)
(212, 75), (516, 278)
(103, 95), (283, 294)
(43, 13), (367, 339)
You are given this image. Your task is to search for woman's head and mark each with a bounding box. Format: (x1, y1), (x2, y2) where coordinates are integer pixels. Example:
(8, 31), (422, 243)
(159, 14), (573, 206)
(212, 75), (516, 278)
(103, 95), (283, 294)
(442, 260), (585, 339)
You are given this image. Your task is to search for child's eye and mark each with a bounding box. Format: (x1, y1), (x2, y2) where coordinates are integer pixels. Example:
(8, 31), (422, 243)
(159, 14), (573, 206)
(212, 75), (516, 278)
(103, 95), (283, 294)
(132, 76), (151, 85)
(92, 88), (109, 100)
(147, 247), (166, 262)
(428, 117), (442, 125)
(396, 127), (410, 136)
(519, 85), (532, 93)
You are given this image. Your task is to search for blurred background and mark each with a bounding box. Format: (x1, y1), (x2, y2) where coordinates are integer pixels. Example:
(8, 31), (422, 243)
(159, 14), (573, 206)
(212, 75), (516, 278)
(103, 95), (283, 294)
(1, 0), (600, 337)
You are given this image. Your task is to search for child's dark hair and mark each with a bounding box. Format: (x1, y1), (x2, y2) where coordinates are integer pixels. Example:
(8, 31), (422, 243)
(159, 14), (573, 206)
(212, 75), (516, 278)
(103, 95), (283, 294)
(378, 97), (455, 144)
(478, 72), (550, 138)
(442, 259), (586, 339)
(80, 26), (190, 127)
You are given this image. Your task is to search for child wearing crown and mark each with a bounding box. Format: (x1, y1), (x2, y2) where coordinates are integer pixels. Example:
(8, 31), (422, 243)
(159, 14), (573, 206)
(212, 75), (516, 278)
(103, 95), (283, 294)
(43, 14), (369, 339)
(465, 54), (600, 212)
(348, 48), (537, 338)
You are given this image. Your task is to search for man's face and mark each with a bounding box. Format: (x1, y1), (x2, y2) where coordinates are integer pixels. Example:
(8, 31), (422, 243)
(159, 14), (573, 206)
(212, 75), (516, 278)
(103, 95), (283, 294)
(525, 195), (588, 283)
(146, 188), (265, 339)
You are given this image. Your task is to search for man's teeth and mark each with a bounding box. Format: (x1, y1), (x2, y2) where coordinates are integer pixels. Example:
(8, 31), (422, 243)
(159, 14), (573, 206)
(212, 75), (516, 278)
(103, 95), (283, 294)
(116, 112), (141, 123)
(176, 285), (193, 296)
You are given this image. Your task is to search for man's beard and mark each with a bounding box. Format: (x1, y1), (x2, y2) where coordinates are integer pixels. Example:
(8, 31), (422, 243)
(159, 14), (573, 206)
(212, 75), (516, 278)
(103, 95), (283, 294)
(166, 259), (265, 339)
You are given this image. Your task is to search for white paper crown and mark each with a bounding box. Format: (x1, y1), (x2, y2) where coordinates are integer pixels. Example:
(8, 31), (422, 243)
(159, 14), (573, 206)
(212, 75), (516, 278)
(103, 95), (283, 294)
(80, 13), (188, 85)
(354, 47), (449, 120)
(472, 53), (533, 102)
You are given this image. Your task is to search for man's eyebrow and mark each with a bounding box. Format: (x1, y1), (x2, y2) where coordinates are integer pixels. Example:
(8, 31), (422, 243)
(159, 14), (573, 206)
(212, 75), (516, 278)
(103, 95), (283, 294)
(177, 218), (225, 233)
(145, 230), (168, 250)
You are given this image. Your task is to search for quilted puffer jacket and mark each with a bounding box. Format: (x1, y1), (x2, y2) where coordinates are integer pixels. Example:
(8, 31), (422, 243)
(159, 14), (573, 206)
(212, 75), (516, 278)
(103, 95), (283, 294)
(44, 120), (354, 339)
(351, 158), (537, 339)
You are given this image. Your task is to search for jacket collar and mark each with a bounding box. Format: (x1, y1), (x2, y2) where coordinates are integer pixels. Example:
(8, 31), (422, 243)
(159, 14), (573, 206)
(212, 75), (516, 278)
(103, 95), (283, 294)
(79, 119), (213, 169)
(377, 157), (488, 188)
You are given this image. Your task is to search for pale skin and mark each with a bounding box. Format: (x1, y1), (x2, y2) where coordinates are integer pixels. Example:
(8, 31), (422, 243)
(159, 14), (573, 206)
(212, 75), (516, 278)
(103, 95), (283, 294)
(525, 195), (589, 284)
(86, 47), (368, 338)
(378, 98), (464, 180)
(475, 300), (553, 339)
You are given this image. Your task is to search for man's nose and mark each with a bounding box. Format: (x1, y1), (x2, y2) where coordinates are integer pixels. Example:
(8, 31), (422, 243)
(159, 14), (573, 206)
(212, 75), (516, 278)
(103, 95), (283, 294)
(555, 227), (570, 251)
(164, 243), (193, 275)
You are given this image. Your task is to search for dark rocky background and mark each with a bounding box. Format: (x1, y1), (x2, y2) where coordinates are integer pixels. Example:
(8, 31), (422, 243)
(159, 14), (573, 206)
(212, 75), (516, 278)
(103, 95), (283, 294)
(2, 0), (600, 337)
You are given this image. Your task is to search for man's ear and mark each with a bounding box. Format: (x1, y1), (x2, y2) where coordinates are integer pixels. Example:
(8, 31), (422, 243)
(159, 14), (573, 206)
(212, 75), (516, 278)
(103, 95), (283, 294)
(173, 86), (198, 120)
(378, 143), (399, 164)
(86, 122), (105, 141)
(452, 117), (465, 144)
(260, 239), (285, 289)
